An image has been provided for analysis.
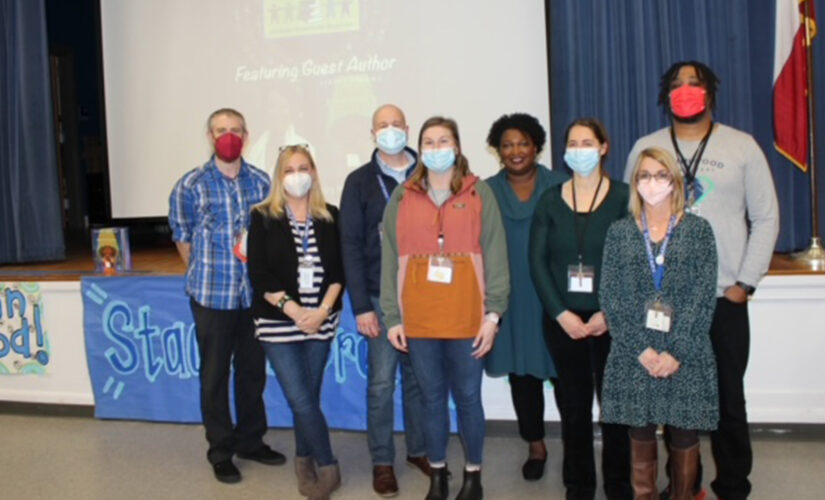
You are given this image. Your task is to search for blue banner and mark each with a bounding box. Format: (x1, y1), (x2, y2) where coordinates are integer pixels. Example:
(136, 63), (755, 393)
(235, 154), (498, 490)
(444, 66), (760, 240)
(81, 276), (383, 430)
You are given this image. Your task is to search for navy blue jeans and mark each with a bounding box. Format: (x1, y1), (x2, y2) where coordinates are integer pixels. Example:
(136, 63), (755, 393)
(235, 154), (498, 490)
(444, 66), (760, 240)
(407, 338), (485, 465)
(369, 296), (426, 465)
(261, 339), (335, 466)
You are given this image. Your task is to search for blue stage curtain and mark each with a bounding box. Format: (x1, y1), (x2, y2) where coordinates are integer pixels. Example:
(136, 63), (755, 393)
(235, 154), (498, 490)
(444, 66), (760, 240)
(549, 0), (825, 252)
(0, 0), (64, 263)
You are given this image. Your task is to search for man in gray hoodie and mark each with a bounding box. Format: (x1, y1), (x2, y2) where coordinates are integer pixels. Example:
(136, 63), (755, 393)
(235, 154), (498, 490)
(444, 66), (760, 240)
(624, 61), (779, 500)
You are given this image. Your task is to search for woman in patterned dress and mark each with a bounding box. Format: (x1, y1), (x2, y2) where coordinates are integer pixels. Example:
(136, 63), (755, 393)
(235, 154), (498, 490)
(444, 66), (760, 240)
(599, 147), (718, 500)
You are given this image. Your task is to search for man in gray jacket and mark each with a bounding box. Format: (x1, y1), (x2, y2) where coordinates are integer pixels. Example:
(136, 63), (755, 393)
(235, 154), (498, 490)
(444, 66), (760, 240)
(625, 61), (779, 500)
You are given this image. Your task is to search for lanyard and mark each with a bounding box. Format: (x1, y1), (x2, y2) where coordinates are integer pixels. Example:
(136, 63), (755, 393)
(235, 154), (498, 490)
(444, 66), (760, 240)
(571, 175), (605, 264)
(376, 174), (391, 201)
(429, 186), (451, 254)
(641, 212), (677, 292)
(669, 122), (713, 201)
(285, 206), (313, 257)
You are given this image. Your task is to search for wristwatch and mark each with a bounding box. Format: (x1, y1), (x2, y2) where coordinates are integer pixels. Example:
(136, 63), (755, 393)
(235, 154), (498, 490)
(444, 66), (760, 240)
(484, 312), (501, 325)
(735, 281), (756, 296)
(276, 294), (293, 310)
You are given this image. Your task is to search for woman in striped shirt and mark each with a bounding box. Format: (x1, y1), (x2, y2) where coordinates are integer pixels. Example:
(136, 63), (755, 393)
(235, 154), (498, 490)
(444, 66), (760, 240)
(247, 144), (344, 500)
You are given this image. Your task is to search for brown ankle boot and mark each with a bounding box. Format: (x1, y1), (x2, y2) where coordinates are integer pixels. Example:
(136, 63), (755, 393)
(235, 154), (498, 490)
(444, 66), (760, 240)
(669, 443), (700, 500)
(631, 438), (658, 500)
(308, 463), (341, 500)
(295, 456), (317, 497)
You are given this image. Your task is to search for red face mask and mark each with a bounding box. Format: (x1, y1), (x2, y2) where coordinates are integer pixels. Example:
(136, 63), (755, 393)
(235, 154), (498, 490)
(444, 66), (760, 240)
(669, 85), (707, 118)
(214, 133), (244, 162)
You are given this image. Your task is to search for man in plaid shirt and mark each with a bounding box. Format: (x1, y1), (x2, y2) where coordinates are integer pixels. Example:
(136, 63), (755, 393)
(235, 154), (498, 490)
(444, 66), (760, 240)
(169, 108), (284, 483)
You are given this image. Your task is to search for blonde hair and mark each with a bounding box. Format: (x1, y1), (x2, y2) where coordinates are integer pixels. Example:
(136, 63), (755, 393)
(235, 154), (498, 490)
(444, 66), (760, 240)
(409, 116), (472, 194)
(628, 147), (685, 219)
(254, 145), (332, 221)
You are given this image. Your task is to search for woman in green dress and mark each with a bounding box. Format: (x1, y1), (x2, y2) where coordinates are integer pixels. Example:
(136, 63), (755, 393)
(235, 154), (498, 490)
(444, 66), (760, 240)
(484, 113), (568, 481)
(599, 147), (718, 500)
(529, 118), (632, 500)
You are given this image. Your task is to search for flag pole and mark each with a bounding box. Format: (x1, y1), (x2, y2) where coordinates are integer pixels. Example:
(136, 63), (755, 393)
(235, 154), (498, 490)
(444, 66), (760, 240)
(793, 0), (825, 268)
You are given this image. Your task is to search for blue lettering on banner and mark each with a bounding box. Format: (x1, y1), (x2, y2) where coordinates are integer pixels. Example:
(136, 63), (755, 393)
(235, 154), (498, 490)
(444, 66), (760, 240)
(81, 276), (453, 431)
(0, 283), (50, 375)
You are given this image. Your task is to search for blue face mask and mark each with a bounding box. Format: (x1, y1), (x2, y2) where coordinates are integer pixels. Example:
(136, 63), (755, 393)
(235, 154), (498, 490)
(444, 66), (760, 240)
(376, 126), (407, 155)
(421, 148), (456, 173)
(564, 148), (601, 175)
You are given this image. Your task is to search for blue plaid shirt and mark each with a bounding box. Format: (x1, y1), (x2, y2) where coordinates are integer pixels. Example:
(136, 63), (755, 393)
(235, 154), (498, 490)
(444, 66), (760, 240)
(169, 157), (270, 310)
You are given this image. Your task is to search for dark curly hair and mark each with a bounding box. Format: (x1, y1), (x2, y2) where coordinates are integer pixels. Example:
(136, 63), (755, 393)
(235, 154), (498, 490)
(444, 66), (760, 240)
(486, 113), (547, 154)
(657, 61), (720, 110)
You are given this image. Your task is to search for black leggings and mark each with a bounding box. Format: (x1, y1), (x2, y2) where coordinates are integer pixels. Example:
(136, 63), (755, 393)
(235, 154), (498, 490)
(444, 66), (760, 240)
(630, 424), (698, 449)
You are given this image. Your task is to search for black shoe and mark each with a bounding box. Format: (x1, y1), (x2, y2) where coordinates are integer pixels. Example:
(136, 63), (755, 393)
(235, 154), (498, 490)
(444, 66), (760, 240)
(426, 466), (450, 500)
(455, 469), (483, 500)
(213, 459), (241, 484)
(521, 456), (546, 481)
(236, 445), (287, 466)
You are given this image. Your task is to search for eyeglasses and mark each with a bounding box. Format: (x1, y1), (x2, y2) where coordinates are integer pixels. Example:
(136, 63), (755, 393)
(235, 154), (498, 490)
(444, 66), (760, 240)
(636, 171), (672, 183)
(278, 143), (310, 152)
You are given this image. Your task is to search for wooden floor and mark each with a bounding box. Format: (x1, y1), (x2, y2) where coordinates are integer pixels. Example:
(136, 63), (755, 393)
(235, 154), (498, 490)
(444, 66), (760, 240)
(0, 242), (822, 281)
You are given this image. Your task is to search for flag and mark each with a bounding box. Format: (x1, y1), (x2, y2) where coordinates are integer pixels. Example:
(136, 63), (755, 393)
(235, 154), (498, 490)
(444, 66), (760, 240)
(773, 0), (817, 171)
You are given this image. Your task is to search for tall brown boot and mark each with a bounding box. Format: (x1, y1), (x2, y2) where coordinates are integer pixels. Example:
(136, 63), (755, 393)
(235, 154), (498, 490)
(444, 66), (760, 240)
(669, 443), (700, 500)
(631, 437), (658, 500)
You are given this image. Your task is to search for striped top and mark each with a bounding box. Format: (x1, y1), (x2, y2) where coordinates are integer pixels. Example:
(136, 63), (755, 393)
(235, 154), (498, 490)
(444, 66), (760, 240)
(254, 219), (339, 342)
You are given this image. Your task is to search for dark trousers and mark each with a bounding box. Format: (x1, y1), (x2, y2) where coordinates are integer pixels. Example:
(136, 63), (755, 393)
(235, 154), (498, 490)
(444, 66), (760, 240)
(190, 299), (268, 464)
(709, 298), (752, 499)
(509, 373), (556, 443)
(664, 298), (752, 499)
(545, 310), (632, 500)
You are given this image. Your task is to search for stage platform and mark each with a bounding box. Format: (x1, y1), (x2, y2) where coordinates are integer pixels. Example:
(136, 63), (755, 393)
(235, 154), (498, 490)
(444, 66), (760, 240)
(0, 243), (185, 281)
(0, 244), (822, 281)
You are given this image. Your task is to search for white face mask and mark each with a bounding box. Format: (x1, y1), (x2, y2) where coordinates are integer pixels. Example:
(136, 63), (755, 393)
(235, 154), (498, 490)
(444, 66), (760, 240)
(283, 172), (313, 198)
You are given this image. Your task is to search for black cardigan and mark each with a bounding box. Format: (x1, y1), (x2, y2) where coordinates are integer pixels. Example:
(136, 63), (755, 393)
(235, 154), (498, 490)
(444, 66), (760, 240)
(247, 203), (345, 320)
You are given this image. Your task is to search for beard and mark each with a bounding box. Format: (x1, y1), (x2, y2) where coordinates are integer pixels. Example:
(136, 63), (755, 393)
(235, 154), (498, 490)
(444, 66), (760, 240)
(671, 108), (708, 124)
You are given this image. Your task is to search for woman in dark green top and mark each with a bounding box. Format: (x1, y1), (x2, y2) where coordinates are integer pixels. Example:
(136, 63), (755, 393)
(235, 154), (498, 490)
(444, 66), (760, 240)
(529, 118), (632, 500)
(483, 113), (568, 481)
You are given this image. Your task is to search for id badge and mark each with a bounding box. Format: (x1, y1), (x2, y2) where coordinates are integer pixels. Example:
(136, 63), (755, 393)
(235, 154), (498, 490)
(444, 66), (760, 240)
(567, 265), (595, 293)
(686, 202), (701, 217)
(427, 256), (453, 284)
(298, 260), (315, 290)
(233, 230), (248, 263)
(644, 298), (673, 332)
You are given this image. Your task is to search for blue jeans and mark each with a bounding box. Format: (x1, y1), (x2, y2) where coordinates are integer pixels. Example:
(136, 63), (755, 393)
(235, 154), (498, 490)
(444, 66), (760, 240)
(369, 296), (426, 465)
(261, 339), (335, 466)
(407, 338), (485, 465)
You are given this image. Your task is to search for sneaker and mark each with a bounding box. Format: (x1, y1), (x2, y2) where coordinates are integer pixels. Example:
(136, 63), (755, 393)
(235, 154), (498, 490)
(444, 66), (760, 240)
(236, 445), (287, 466)
(373, 465), (399, 497)
(212, 459), (241, 484)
